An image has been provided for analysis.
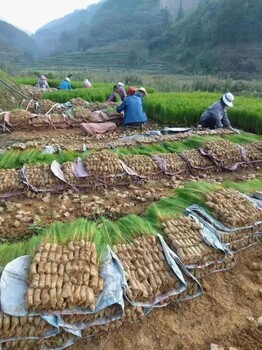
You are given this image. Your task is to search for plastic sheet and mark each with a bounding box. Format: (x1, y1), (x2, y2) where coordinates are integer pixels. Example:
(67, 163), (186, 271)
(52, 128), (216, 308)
(0, 248), (126, 348)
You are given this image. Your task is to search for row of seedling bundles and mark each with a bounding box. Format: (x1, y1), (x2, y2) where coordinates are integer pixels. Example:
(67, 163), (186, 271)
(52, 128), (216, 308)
(0, 243), (126, 348)
(0, 304), (146, 350)
(188, 189), (262, 252)
(0, 141), (261, 197)
(112, 233), (201, 307)
(161, 214), (234, 279)
(198, 140), (253, 171)
(0, 229), (203, 347)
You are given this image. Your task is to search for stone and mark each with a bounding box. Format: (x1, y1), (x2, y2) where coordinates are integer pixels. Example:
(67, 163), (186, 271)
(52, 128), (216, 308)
(257, 316), (262, 327)
(42, 196), (50, 203)
(246, 316), (255, 322)
(210, 344), (224, 350)
(13, 220), (20, 228)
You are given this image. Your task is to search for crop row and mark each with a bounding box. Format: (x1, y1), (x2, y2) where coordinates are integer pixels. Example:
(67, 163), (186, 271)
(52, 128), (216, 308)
(0, 187), (261, 348)
(143, 92), (262, 134)
(0, 140), (261, 197)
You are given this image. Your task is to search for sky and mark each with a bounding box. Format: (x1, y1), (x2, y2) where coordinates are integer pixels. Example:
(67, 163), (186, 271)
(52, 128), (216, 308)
(1, 0), (101, 34)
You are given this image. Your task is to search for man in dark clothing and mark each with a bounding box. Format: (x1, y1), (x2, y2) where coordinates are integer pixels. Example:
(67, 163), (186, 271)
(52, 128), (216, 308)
(199, 92), (234, 129)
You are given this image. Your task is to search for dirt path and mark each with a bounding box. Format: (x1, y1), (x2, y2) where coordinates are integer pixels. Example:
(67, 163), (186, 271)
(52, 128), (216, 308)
(70, 245), (262, 350)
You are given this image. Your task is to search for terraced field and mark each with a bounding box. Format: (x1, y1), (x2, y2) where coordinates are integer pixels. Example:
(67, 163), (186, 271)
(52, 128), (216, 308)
(0, 84), (261, 350)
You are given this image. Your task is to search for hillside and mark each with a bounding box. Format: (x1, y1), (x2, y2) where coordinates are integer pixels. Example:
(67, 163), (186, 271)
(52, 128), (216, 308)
(0, 21), (37, 63)
(150, 0), (262, 74)
(33, 0), (200, 58)
(3, 0), (262, 74)
(33, 3), (103, 57)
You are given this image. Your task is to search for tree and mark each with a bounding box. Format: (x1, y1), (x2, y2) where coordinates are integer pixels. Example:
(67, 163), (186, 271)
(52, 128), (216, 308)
(176, 0), (184, 21)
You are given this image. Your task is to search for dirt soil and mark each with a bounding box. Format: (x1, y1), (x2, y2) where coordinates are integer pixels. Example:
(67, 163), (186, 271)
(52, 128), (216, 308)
(1, 169), (261, 243)
(70, 245), (262, 350)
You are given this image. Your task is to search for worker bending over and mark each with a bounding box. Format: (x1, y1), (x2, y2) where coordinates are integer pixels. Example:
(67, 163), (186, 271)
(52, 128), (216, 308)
(199, 92), (234, 130)
(116, 86), (148, 127)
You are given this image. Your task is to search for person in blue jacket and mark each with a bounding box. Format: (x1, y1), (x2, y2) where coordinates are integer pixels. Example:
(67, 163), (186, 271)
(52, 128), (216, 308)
(58, 77), (72, 90)
(116, 86), (148, 127)
(135, 87), (148, 101)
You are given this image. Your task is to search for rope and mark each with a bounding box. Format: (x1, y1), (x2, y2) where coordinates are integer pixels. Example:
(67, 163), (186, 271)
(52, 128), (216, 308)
(0, 77), (35, 101)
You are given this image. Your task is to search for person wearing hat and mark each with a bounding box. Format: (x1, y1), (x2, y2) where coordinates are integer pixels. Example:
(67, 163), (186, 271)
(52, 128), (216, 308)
(83, 79), (92, 88)
(58, 77), (72, 90)
(116, 86), (148, 127)
(107, 84), (127, 103)
(135, 87), (148, 101)
(199, 92), (235, 129)
(36, 74), (49, 89)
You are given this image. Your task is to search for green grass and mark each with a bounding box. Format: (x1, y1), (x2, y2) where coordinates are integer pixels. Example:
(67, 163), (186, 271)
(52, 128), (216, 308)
(144, 92), (262, 134)
(0, 149), (83, 169)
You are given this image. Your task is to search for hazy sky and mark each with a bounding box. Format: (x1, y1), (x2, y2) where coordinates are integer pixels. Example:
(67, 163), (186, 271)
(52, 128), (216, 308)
(1, 0), (101, 34)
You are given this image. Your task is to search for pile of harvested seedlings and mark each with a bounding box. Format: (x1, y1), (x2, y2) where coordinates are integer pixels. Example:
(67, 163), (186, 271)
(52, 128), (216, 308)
(180, 149), (218, 175)
(0, 313), (53, 341)
(0, 129), (237, 154)
(22, 164), (63, 190)
(0, 179), (261, 349)
(0, 140), (261, 198)
(26, 241), (102, 311)
(120, 154), (161, 178)
(152, 153), (189, 177)
(113, 234), (181, 303)
(244, 142), (262, 165)
(61, 161), (96, 188)
(205, 189), (261, 227)
(161, 215), (234, 277)
(205, 188), (262, 250)
(0, 168), (25, 193)
(199, 139), (245, 169)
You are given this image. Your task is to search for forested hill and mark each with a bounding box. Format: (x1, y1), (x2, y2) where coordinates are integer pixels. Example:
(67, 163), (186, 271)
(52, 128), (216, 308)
(2, 0), (262, 74)
(33, 0), (200, 57)
(33, 2), (103, 57)
(0, 21), (37, 63)
(150, 0), (262, 73)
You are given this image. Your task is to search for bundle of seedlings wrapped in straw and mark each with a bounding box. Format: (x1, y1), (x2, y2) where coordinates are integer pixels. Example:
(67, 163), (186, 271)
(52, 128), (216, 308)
(113, 234), (181, 303)
(83, 151), (129, 186)
(180, 149), (218, 175)
(153, 153), (189, 177)
(26, 240), (103, 311)
(205, 189), (262, 250)
(120, 154), (161, 178)
(200, 140), (245, 169)
(0, 169), (25, 194)
(161, 215), (233, 277)
(23, 164), (62, 190)
(0, 312), (53, 343)
(243, 142), (262, 165)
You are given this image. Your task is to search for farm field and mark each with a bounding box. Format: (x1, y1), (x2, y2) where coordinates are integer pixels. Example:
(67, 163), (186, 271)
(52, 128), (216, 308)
(0, 78), (261, 350)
